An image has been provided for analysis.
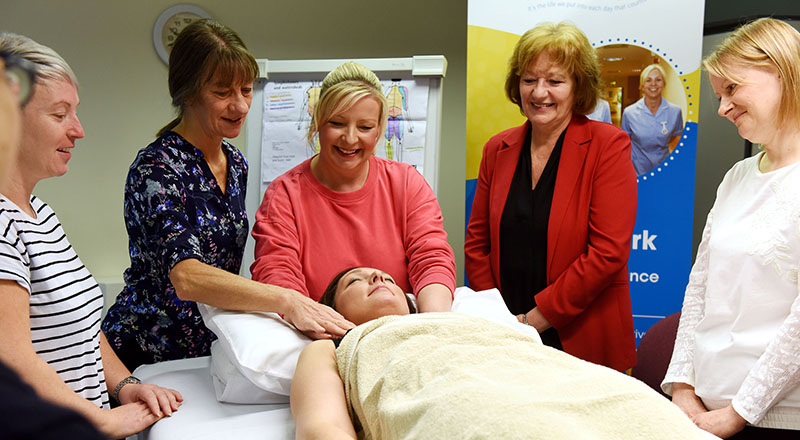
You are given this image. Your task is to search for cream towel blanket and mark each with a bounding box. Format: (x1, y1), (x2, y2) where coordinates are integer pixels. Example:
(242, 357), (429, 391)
(337, 313), (716, 440)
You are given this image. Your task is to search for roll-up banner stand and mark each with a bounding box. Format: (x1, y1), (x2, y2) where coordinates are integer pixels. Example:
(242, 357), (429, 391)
(466, 0), (705, 344)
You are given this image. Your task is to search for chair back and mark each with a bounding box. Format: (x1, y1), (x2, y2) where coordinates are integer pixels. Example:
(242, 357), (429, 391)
(630, 312), (681, 397)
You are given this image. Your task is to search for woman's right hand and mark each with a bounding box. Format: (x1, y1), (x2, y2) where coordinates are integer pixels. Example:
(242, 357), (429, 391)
(671, 382), (708, 419)
(98, 402), (161, 438)
(283, 290), (355, 339)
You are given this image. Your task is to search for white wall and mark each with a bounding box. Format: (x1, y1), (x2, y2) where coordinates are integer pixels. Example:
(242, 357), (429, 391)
(0, 0), (467, 285)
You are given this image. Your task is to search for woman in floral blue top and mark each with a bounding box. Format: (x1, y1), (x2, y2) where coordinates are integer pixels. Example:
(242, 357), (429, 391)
(102, 20), (352, 370)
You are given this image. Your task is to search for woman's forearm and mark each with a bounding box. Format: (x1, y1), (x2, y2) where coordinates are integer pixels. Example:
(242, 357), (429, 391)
(170, 259), (353, 338)
(99, 332), (132, 394)
(0, 281), (106, 428)
(10, 346), (106, 424)
(416, 283), (453, 313)
(671, 382), (708, 420)
(170, 258), (294, 314)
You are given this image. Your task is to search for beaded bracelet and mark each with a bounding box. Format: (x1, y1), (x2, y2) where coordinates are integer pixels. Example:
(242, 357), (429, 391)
(111, 375), (141, 402)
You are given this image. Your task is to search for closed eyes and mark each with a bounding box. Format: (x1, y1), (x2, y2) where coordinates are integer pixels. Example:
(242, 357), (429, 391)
(346, 272), (395, 286)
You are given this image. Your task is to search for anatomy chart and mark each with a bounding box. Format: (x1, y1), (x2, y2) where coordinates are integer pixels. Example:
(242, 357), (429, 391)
(260, 79), (430, 190)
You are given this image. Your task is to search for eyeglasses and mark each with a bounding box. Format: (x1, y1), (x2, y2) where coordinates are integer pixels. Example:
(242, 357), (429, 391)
(1, 52), (36, 106)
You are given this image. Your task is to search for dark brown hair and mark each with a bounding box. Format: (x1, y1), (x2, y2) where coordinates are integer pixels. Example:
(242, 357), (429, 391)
(157, 19), (259, 136)
(319, 267), (417, 314)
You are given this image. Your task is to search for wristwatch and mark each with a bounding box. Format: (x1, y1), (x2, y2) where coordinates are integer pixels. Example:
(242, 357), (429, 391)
(112, 375), (142, 402)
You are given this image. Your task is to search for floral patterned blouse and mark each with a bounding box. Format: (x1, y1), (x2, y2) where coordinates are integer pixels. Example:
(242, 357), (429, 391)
(102, 131), (248, 367)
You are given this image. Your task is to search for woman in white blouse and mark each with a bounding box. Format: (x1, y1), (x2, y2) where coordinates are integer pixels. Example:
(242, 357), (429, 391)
(662, 18), (800, 439)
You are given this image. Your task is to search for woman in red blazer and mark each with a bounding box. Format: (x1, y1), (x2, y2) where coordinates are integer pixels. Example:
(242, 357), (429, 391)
(465, 22), (637, 371)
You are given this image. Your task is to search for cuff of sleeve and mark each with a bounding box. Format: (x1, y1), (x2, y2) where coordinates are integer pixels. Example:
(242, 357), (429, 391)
(1, 277), (32, 295)
(661, 372), (695, 396)
(167, 248), (204, 272)
(660, 381), (680, 396)
(535, 297), (568, 330)
(732, 395), (760, 425)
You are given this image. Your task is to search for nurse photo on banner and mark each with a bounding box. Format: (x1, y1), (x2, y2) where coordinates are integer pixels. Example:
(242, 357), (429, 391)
(621, 64), (684, 176)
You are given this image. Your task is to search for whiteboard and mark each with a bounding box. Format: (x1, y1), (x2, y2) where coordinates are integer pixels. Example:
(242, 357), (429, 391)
(241, 56), (447, 276)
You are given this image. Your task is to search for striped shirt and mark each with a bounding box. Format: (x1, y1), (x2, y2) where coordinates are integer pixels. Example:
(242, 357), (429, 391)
(0, 195), (109, 409)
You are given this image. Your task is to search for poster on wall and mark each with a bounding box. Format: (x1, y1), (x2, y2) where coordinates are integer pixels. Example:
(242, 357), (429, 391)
(465, 0), (705, 344)
(260, 79), (430, 194)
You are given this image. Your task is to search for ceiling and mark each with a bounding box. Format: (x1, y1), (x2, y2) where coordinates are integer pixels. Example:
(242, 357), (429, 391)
(597, 44), (661, 88)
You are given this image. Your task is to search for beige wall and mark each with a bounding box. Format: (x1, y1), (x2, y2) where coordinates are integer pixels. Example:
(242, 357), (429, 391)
(0, 0), (467, 284)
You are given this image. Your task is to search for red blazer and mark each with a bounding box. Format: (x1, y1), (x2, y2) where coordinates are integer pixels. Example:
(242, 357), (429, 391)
(465, 115), (637, 371)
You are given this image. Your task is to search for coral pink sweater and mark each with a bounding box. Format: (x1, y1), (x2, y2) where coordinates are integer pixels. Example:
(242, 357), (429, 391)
(251, 156), (456, 300)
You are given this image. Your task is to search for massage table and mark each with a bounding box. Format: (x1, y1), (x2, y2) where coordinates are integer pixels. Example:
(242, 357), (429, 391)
(129, 288), (720, 440)
(133, 356), (294, 440)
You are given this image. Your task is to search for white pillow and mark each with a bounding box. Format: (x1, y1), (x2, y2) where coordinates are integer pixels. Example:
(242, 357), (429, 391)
(208, 341), (289, 404)
(198, 304), (310, 403)
(199, 287), (539, 404)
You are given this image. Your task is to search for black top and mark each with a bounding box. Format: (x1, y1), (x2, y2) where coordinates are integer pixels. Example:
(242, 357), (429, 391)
(499, 127), (566, 350)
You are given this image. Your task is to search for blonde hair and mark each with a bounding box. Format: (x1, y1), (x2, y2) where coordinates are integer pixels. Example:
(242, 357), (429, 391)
(703, 17), (800, 126)
(639, 64), (666, 89)
(0, 32), (78, 92)
(306, 61), (388, 145)
(505, 22), (601, 116)
(158, 19), (259, 136)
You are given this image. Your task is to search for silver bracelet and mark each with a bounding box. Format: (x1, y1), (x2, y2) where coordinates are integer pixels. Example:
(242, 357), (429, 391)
(111, 375), (141, 402)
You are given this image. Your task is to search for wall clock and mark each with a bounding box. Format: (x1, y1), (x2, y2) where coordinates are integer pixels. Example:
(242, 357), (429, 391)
(153, 4), (212, 65)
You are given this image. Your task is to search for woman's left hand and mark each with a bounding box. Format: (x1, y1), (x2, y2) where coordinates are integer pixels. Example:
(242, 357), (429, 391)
(518, 307), (552, 333)
(691, 405), (746, 439)
(118, 383), (183, 418)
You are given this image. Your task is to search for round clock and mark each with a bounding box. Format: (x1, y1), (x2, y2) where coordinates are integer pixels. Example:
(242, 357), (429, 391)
(153, 4), (212, 65)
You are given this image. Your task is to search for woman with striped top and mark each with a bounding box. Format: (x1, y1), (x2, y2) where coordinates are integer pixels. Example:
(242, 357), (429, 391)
(0, 33), (181, 438)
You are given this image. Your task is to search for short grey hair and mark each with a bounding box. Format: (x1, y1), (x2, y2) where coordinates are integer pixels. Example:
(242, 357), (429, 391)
(0, 32), (78, 89)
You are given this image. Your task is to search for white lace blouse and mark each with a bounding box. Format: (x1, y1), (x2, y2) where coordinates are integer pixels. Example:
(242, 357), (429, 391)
(662, 152), (800, 429)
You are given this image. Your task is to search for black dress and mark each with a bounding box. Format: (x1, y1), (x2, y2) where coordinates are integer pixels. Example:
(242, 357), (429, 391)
(499, 127), (566, 350)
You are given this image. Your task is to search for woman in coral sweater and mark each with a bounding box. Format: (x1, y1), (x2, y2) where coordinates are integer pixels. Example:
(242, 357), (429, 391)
(251, 62), (456, 335)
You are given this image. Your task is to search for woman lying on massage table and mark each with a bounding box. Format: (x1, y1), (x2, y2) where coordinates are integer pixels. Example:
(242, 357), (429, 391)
(290, 267), (718, 440)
